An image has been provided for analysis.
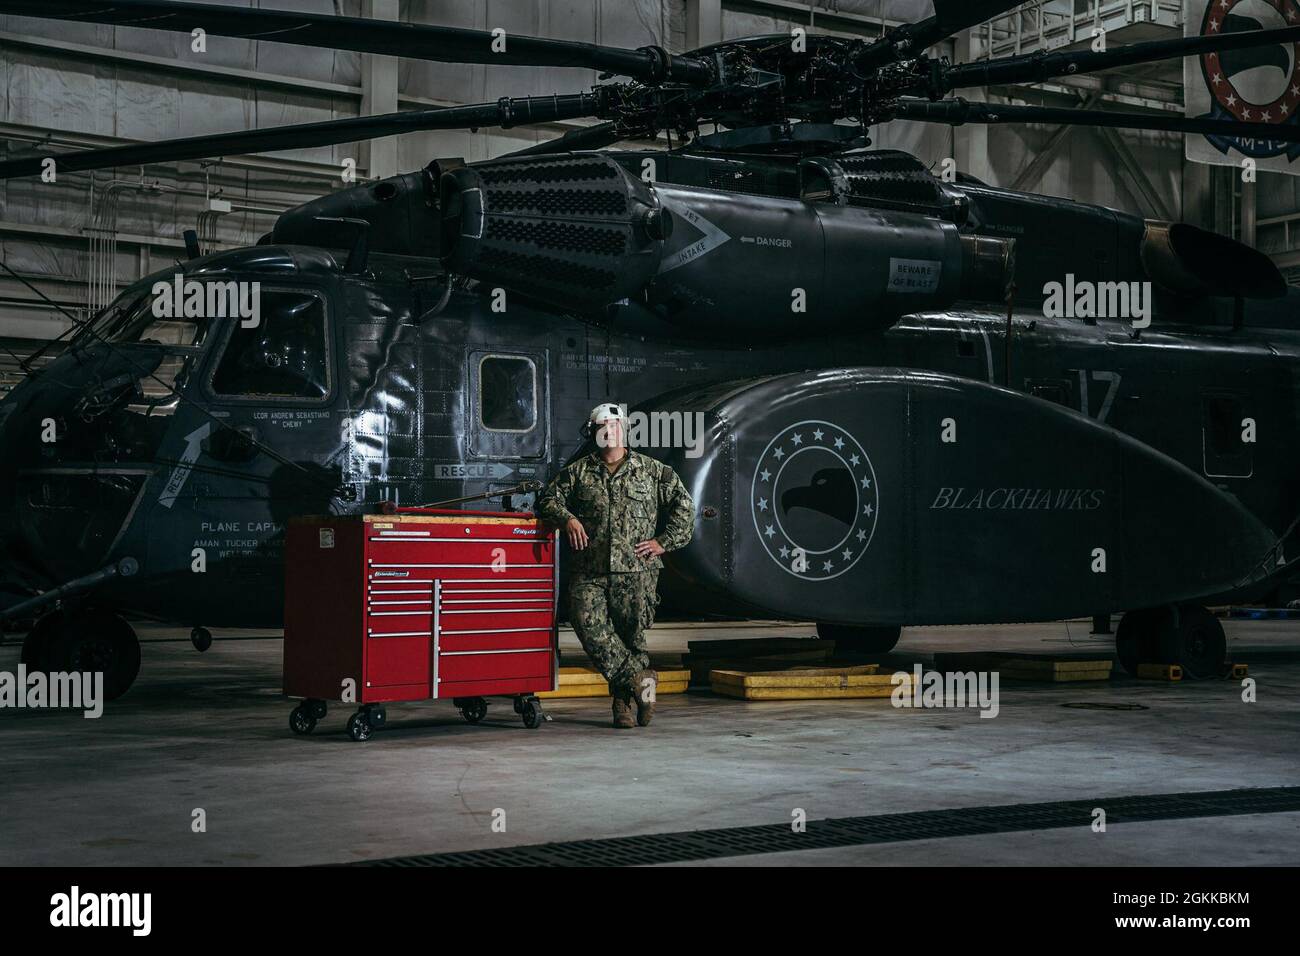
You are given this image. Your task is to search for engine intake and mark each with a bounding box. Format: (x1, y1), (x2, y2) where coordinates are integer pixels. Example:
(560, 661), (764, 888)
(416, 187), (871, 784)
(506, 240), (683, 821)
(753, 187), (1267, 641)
(438, 154), (668, 313)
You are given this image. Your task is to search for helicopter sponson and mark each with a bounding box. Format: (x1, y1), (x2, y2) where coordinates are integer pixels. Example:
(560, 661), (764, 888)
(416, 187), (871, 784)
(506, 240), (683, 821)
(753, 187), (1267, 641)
(646, 368), (1277, 627)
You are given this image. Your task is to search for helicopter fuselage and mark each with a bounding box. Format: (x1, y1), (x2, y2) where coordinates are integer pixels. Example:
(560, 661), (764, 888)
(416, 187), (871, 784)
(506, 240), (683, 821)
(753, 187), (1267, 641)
(2, 158), (1299, 631)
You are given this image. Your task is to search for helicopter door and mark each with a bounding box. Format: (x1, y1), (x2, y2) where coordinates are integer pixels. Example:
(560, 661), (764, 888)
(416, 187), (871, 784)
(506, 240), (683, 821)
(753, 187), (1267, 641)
(467, 350), (548, 509)
(1201, 391), (1253, 479)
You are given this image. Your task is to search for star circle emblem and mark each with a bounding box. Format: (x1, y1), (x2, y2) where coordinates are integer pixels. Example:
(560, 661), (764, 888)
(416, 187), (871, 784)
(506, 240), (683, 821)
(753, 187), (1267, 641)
(1200, 0), (1300, 158)
(750, 420), (879, 581)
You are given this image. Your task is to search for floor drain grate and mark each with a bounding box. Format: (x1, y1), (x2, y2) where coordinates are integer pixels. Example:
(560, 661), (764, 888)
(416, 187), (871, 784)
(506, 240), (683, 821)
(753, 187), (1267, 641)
(353, 786), (1300, 867)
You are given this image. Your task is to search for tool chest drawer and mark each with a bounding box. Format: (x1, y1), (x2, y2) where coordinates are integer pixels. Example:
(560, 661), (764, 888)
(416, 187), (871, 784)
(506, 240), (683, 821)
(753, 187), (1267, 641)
(283, 510), (558, 737)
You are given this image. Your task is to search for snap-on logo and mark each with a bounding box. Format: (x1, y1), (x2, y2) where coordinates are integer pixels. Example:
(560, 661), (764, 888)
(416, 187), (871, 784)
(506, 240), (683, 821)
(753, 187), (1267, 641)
(511, 528), (538, 535)
(372, 571), (410, 578)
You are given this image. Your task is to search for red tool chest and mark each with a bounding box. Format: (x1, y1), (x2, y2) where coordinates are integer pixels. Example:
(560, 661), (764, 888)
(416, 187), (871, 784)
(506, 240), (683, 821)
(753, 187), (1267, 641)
(282, 509), (558, 741)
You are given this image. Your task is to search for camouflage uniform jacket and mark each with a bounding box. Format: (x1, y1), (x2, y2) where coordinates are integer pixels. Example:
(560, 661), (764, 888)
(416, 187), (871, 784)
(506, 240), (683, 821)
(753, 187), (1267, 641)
(537, 450), (695, 576)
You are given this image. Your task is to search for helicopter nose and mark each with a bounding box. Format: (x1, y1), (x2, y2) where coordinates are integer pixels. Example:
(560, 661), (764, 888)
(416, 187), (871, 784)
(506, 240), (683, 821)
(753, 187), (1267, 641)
(0, 356), (161, 590)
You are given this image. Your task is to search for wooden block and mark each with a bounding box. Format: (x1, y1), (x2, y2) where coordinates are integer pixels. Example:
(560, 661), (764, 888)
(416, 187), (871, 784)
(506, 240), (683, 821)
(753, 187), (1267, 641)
(1229, 663), (1249, 678)
(710, 665), (882, 686)
(536, 668), (689, 699)
(933, 652), (1112, 682)
(997, 660), (1112, 682)
(537, 684), (612, 699)
(709, 665), (903, 700)
(685, 651), (832, 684)
(714, 684), (902, 700)
(553, 667), (610, 686)
(1136, 663), (1182, 681)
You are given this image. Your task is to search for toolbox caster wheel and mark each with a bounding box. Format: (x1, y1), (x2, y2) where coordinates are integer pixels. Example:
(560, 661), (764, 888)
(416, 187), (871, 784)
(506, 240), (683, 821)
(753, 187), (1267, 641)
(190, 626), (213, 652)
(512, 696), (524, 715)
(460, 698), (488, 724)
(347, 711), (373, 742)
(366, 705), (386, 729)
(289, 705), (316, 736)
(307, 699), (328, 720)
(520, 698), (543, 729)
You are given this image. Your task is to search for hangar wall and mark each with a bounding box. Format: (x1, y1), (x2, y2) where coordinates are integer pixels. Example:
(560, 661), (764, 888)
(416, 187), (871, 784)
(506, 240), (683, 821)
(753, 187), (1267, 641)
(0, 0), (1285, 391)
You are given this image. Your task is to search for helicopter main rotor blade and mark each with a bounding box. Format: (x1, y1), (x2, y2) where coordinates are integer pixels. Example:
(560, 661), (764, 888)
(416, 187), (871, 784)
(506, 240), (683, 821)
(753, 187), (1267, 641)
(856, 2), (1025, 72)
(893, 97), (1300, 144)
(943, 26), (1300, 91)
(0, 0), (712, 85)
(503, 121), (623, 157)
(0, 93), (605, 180)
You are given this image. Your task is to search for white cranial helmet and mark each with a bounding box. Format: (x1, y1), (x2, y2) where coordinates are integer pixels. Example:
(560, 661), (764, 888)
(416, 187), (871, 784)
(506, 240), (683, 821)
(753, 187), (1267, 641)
(588, 402), (627, 426)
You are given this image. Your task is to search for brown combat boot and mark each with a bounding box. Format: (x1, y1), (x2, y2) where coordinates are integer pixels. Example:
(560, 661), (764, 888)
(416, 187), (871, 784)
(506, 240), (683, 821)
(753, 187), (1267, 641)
(612, 688), (635, 729)
(634, 669), (657, 727)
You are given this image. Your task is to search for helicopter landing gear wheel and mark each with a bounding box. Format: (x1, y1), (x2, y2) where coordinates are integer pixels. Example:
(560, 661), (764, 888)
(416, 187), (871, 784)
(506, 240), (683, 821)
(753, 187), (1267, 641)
(519, 696), (544, 729)
(37, 609), (141, 701)
(1116, 606), (1227, 679)
(815, 622), (902, 655)
(289, 705), (316, 735)
(457, 697), (488, 724)
(1161, 605), (1227, 680)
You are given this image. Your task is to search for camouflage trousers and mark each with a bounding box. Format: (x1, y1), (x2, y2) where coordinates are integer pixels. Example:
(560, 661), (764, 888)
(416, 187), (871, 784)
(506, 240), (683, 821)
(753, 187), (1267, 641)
(569, 571), (660, 696)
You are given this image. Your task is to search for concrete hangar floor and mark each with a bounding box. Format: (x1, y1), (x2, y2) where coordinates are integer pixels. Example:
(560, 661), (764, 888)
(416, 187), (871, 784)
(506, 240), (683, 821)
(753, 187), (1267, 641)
(0, 618), (1297, 867)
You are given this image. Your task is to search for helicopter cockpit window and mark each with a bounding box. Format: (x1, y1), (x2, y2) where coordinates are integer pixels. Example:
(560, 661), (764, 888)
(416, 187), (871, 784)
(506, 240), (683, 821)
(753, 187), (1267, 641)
(210, 290), (330, 400)
(79, 290), (206, 349)
(106, 294), (211, 347)
(479, 356), (537, 432)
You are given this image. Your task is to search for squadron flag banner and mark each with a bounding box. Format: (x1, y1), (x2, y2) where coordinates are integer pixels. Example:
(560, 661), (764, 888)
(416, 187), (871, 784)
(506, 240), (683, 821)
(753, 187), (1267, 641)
(1186, 0), (1300, 173)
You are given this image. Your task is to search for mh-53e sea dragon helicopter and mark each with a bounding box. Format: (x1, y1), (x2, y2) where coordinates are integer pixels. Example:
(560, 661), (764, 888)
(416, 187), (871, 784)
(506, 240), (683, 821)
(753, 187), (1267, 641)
(2, 0), (1300, 700)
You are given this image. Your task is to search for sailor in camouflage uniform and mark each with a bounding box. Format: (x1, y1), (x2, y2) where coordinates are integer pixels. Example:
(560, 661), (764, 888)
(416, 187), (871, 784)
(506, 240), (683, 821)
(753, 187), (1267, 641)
(538, 403), (695, 728)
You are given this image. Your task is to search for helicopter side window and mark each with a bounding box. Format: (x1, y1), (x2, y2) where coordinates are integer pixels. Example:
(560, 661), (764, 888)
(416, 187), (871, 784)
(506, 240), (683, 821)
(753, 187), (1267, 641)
(479, 356), (537, 432)
(209, 290), (331, 400)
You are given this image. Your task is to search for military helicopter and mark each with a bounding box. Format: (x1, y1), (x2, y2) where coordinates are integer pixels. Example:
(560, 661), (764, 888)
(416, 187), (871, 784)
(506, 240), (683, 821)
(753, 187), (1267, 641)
(2, 0), (1299, 700)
